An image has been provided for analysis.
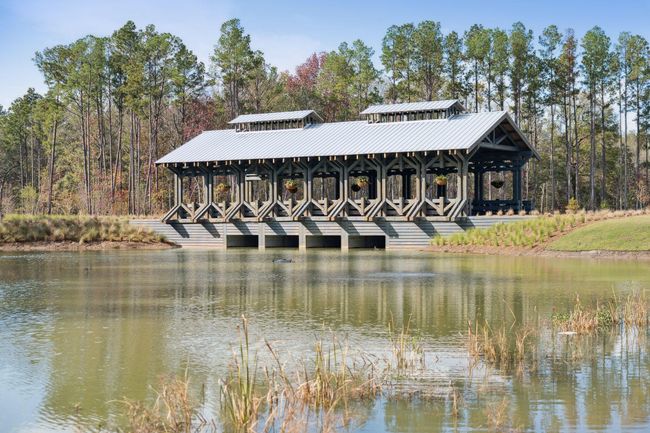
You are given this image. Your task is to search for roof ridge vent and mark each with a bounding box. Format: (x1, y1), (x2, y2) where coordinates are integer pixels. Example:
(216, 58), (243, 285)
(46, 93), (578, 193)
(229, 110), (323, 132)
(361, 100), (465, 123)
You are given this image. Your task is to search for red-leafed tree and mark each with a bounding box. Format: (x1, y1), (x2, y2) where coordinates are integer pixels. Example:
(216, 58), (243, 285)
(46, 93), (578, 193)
(285, 53), (326, 111)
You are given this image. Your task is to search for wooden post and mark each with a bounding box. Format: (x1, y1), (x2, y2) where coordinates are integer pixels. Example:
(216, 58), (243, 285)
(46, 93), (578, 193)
(204, 169), (213, 209)
(473, 169), (483, 215)
(402, 173), (411, 199)
(306, 163), (313, 216)
(460, 155), (469, 216)
(379, 158), (388, 217)
(334, 172), (340, 199)
(175, 173), (182, 208)
(474, 170), (483, 202)
(513, 165), (522, 211)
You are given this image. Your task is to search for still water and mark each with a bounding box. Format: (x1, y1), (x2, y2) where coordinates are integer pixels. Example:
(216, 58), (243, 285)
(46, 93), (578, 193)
(1, 249), (649, 432)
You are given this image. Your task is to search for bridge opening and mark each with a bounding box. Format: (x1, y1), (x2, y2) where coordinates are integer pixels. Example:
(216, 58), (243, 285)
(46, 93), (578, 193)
(306, 235), (341, 248)
(348, 235), (386, 249)
(226, 235), (259, 248)
(265, 235), (299, 248)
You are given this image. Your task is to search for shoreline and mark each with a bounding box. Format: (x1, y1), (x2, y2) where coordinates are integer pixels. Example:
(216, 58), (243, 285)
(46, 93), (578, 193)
(0, 241), (177, 252)
(423, 245), (650, 260)
(2, 240), (648, 260)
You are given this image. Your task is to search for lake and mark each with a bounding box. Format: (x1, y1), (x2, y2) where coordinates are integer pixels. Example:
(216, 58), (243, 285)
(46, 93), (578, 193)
(1, 249), (649, 432)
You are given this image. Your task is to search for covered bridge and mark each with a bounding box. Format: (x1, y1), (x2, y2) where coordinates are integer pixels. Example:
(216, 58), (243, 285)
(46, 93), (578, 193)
(152, 100), (537, 249)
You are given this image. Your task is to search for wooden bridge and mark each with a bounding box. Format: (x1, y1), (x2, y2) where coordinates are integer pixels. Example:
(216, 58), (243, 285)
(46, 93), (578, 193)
(154, 100), (537, 249)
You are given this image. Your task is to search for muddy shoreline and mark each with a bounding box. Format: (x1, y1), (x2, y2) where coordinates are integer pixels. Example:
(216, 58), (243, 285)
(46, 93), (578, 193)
(2, 240), (648, 259)
(0, 241), (177, 251)
(424, 244), (650, 260)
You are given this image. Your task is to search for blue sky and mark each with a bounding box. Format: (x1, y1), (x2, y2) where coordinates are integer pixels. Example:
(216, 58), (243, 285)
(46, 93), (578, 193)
(1, 0), (649, 107)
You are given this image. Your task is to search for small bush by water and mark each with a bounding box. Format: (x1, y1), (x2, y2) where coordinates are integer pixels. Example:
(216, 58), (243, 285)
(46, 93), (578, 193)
(0, 214), (164, 244)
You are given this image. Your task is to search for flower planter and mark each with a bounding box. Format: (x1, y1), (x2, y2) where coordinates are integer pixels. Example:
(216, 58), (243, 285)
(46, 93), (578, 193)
(491, 180), (504, 189)
(435, 176), (447, 186)
(284, 180), (299, 194)
(355, 176), (369, 188)
(215, 183), (231, 194)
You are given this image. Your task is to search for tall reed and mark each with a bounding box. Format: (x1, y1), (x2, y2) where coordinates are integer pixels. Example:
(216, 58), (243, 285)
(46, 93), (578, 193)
(119, 375), (205, 433)
(220, 316), (263, 432)
(388, 316), (425, 371)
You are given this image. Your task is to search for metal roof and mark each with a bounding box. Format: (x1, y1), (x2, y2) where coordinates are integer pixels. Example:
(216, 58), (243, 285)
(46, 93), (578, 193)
(360, 100), (464, 115)
(228, 110), (321, 124)
(157, 111), (536, 165)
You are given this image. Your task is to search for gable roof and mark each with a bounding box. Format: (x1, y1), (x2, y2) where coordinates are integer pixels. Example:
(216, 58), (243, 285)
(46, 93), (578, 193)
(360, 100), (464, 115)
(157, 111), (536, 165)
(228, 110), (322, 124)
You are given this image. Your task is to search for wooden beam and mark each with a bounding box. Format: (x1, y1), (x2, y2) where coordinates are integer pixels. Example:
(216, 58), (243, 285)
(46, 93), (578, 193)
(479, 142), (518, 152)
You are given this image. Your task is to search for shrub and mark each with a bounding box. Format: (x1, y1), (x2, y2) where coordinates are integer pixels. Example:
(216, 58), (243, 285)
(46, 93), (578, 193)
(0, 214), (164, 244)
(566, 197), (579, 213)
(431, 209), (650, 248)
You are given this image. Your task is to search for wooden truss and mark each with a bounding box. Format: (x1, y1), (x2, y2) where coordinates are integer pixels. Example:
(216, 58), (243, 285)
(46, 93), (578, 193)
(161, 149), (517, 223)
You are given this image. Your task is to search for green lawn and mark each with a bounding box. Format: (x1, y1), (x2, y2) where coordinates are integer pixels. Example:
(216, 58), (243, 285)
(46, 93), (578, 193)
(548, 215), (650, 251)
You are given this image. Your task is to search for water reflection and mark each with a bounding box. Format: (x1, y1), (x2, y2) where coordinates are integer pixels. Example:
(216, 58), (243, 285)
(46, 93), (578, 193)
(1, 249), (649, 432)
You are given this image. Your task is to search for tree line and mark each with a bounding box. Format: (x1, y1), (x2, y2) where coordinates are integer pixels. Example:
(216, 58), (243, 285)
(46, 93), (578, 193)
(0, 18), (648, 215)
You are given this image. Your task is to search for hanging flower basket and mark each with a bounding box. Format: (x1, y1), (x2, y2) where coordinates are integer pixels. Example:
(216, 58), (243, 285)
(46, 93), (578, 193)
(355, 176), (369, 188)
(491, 179), (505, 189)
(215, 183), (231, 194)
(351, 183), (361, 192)
(284, 179), (299, 194)
(435, 175), (448, 186)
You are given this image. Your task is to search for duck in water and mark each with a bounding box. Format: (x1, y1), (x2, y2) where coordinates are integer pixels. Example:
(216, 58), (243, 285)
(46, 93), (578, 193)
(272, 258), (293, 264)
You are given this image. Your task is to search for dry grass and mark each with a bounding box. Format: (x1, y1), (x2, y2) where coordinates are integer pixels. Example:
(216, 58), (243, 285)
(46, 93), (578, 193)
(467, 321), (536, 371)
(432, 209), (650, 248)
(449, 382), (462, 419)
(485, 397), (512, 431)
(552, 292), (649, 333)
(293, 337), (381, 409)
(619, 292), (650, 326)
(219, 316), (264, 431)
(119, 375), (208, 433)
(388, 317), (425, 371)
(219, 316), (382, 433)
(0, 214), (164, 244)
(469, 291), (649, 372)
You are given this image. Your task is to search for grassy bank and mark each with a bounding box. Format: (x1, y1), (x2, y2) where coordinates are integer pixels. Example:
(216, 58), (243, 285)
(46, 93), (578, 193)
(431, 209), (650, 252)
(548, 215), (650, 251)
(0, 214), (165, 245)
